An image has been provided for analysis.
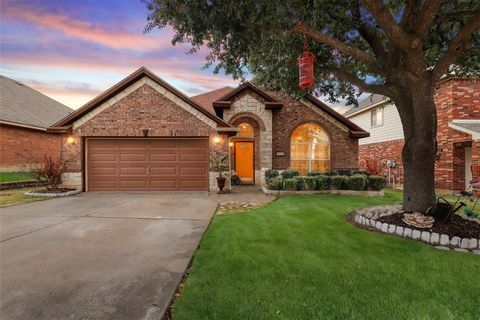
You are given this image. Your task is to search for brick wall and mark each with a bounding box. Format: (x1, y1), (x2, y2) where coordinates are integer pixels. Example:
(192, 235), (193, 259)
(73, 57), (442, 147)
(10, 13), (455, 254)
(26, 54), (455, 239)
(0, 124), (62, 171)
(358, 139), (404, 183)
(357, 78), (480, 191)
(271, 92), (359, 171)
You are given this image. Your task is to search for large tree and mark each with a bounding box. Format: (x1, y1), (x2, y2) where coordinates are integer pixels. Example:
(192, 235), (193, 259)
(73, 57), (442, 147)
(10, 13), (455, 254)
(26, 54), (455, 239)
(145, 0), (480, 212)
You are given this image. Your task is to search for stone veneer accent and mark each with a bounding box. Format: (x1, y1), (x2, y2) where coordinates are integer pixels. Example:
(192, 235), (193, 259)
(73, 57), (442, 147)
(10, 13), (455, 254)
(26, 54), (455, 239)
(353, 204), (480, 254)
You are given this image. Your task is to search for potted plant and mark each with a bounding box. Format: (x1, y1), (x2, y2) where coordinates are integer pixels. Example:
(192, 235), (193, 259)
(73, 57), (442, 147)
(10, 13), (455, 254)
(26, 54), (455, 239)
(211, 152), (228, 193)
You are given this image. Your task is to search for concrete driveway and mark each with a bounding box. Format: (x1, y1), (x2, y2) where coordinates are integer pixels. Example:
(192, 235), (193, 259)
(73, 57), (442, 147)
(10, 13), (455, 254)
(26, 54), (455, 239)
(0, 192), (217, 320)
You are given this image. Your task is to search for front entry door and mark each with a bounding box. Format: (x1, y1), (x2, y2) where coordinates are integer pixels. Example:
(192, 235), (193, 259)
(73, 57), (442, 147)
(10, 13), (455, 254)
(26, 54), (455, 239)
(235, 142), (254, 183)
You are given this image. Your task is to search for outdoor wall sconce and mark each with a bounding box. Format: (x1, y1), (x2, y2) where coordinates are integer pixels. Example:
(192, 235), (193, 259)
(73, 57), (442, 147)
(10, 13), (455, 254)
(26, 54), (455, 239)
(66, 136), (75, 145)
(213, 136), (221, 144)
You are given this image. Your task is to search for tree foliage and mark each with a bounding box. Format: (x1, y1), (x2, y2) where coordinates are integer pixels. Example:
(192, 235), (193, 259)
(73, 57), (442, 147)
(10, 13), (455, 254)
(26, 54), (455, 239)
(145, 0), (479, 106)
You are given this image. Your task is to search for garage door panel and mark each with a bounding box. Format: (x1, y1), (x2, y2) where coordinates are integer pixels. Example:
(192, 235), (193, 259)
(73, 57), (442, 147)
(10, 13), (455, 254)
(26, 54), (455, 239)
(88, 138), (209, 191)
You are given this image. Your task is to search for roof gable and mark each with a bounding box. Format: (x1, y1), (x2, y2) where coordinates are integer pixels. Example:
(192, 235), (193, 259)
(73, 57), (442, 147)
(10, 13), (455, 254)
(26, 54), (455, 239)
(213, 82), (283, 111)
(52, 67), (232, 129)
(191, 86), (233, 115)
(0, 76), (72, 130)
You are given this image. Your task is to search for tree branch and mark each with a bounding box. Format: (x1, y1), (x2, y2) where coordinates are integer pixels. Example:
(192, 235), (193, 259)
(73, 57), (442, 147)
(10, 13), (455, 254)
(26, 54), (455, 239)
(293, 21), (377, 66)
(319, 67), (392, 96)
(432, 12), (480, 81)
(360, 0), (410, 47)
(400, 0), (421, 29)
(414, 0), (442, 39)
(358, 24), (387, 61)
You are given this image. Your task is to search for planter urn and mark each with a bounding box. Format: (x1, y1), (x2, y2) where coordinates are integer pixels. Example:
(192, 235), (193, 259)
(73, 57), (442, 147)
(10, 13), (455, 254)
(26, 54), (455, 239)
(216, 177), (227, 194)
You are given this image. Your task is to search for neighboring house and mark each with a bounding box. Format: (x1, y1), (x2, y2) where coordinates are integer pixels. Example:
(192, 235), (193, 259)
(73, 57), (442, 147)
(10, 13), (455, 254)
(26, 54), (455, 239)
(345, 77), (480, 192)
(51, 67), (368, 192)
(0, 75), (73, 171)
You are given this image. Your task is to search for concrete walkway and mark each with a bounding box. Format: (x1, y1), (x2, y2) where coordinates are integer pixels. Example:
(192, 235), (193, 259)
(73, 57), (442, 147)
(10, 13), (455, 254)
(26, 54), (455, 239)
(0, 192), (217, 320)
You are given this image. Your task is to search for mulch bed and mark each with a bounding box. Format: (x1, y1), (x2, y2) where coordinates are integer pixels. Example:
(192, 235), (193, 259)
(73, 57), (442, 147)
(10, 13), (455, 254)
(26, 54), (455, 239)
(377, 212), (480, 239)
(31, 188), (76, 194)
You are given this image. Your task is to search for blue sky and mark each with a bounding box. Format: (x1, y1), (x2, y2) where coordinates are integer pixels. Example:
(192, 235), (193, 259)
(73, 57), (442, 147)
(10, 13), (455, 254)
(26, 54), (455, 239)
(0, 0), (240, 109)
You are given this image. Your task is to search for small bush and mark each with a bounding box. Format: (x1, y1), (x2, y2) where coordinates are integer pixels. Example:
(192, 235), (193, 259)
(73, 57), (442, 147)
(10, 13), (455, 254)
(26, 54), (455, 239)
(281, 169), (299, 179)
(331, 175), (349, 190)
(307, 172), (322, 176)
(368, 175), (386, 191)
(304, 176), (316, 190)
(315, 175), (331, 190)
(336, 169), (353, 176)
(365, 158), (382, 175)
(267, 177), (284, 190)
(284, 178), (298, 191)
(352, 170), (369, 176)
(293, 176), (306, 191)
(348, 174), (367, 191)
(264, 169), (279, 182)
(30, 155), (67, 190)
(325, 171), (338, 176)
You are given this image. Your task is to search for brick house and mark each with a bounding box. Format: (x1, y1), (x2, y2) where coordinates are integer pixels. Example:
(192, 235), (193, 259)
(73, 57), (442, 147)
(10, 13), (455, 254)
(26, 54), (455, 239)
(0, 75), (72, 171)
(345, 77), (480, 192)
(50, 67), (367, 192)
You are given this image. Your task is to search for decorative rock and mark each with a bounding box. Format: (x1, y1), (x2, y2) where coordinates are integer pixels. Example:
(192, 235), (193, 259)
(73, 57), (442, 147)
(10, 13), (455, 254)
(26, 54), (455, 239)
(376, 221), (382, 230)
(412, 230), (421, 240)
(435, 246), (450, 251)
(451, 237), (460, 246)
(381, 223), (388, 233)
(421, 231), (430, 243)
(355, 215), (360, 223)
(395, 226), (404, 236)
(454, 248), (469, 253)
(360, 217), (365, 225)
(473, 250), (480, 256)
(460, 238), (470, 249)
(364, 218), (370, 226)
(371, 220), (376, 227)
(430, 233), (440, 245)
(468, 238), (478, 249)
(388, 224), (396, 234)
(403, 228), (412, 238)
(439, 234), (449, 246)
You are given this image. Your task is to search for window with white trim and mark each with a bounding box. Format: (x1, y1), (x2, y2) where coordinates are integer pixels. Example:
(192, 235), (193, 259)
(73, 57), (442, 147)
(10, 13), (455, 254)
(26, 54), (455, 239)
(371, 107), (384, 127)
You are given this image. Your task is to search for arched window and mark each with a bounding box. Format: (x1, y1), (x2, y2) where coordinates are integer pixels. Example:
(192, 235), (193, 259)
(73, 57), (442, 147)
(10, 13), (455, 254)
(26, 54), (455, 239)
(290, 123), (330, 175)
(237, 123), (254, 138)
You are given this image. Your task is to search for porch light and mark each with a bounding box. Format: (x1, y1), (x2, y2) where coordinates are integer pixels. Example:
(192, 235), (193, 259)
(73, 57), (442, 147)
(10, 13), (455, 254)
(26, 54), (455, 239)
(229, 142), (234, 147)
(66, 136), (75, 144)
(213, 136), (222, 144)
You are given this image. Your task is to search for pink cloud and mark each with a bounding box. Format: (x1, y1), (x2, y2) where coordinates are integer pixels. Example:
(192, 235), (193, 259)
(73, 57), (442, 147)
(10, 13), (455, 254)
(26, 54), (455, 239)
(4, 6), (172, 51)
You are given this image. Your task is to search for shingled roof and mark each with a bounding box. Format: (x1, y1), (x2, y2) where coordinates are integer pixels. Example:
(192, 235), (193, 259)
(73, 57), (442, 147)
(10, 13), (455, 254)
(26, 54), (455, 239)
(0, 75), (72, 130)
(343, 94), (388, 117)
(191, 86), (233, 115)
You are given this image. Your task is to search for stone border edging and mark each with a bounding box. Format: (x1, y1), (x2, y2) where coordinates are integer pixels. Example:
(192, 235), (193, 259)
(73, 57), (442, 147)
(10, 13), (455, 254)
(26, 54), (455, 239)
(262, 186), (384, 197)
(24, 189), (82, 197)
(352, 205), (480, 255)
(0, 180), (42, 191)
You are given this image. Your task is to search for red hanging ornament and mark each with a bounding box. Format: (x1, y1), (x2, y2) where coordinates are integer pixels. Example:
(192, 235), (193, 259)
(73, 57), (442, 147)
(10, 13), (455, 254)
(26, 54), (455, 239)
(298, 42), (315, 89)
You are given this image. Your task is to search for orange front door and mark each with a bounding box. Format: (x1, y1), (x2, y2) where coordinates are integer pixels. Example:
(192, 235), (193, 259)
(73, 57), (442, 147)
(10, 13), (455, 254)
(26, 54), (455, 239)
(235, 142), (254, 183)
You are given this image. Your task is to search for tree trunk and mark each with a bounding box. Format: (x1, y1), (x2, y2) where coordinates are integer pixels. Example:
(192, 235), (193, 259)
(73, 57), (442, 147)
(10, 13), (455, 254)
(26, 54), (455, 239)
(395, 79), (437, 213)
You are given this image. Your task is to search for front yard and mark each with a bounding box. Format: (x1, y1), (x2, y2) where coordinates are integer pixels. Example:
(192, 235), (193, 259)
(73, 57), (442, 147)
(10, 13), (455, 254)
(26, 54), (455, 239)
(0, 188), (49, 207)
(172, 191), (479, 319)
(0, 172), (32, 183)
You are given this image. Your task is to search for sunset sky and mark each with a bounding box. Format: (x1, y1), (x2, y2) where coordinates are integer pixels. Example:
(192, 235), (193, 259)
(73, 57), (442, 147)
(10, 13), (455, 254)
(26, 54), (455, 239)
(0, 0), (350, 112)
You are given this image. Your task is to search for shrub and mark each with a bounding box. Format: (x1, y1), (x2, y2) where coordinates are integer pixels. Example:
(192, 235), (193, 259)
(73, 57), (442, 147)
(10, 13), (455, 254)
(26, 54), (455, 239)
(307, 172), (322, 176)
(304, 176), (316, 190)
(337, 169), (353, 176)
(315, 175), (331, 190)
(368, 175), (386, 191)
(365, 158), (382, 175)
(281, 169), (299, 179)
(348, 174), (367, 191)
(325, 171), (338, 176)
(284, 178), (298, 191)
(331, 175), (349, 190)
(267, 177), (284, 190)
(264, 169), (279, 182)
(293, 176), (306, 190)
(352, 170), (369, 176)
(30, 155), (67, 190)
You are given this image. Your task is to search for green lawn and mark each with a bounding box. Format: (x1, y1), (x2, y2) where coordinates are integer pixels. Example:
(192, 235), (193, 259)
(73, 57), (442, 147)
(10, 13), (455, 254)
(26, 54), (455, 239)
(0, 188), (49, 207)
(173, 191), (480, 320)
(0, 172), (33, 183)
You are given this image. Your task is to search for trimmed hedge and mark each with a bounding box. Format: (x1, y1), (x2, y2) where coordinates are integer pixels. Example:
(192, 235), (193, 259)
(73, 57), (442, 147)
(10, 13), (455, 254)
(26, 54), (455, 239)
(284, 178), (298, 191)
(368, 175), (386, 191)
(331, 175), (349, 190)
(264, 169), (279, 182)
(315, 175), (331, 190)
(304, 176), (317, 190)
(348, 174), (367, 191)
(267, 177), (284, 190)
(281, 169), (300, 179)
(293, 176), (306, 190)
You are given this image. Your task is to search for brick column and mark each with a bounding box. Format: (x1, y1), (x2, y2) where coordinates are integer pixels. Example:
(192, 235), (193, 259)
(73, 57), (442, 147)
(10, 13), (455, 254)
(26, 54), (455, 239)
(472, 140), (480, 196)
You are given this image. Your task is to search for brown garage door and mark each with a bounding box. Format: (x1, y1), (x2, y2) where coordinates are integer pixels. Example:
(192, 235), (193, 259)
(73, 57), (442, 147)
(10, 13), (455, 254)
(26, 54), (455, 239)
(87, 138), (209, 191)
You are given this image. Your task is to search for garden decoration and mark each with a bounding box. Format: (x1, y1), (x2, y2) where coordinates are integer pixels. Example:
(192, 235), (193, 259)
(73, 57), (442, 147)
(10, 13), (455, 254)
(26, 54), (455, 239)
(211, 153), (228, 194)
(427, 195), (466, 223)
(298, 40), (315, 89)
(402, 212), (434, 229)
(462, 190), (479, 219)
